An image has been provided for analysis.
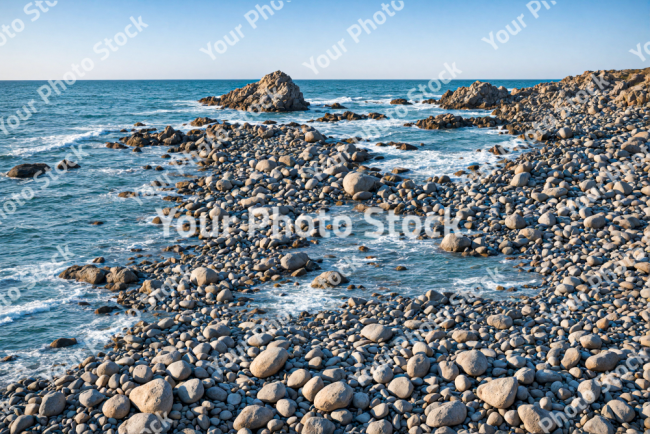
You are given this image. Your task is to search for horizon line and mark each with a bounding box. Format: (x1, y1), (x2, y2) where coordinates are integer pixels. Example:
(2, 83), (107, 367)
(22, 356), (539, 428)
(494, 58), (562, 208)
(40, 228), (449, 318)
(0, 78), (560, 82)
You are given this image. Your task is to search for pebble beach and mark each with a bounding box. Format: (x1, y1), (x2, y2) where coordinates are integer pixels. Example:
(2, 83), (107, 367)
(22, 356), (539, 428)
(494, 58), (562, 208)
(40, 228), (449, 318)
(2, 67), (650, 434)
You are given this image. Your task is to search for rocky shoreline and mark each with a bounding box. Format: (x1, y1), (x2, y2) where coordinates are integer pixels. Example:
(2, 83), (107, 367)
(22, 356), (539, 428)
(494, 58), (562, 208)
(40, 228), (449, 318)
(3, 70), (650, 434)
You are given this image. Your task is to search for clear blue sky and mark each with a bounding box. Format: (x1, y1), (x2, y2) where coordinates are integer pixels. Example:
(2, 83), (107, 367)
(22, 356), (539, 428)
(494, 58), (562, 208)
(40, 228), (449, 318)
(0, 0), (648, 80)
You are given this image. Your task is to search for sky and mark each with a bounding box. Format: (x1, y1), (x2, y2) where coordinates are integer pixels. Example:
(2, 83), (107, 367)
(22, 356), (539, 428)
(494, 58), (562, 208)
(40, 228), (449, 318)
(0, 0), (648, 80)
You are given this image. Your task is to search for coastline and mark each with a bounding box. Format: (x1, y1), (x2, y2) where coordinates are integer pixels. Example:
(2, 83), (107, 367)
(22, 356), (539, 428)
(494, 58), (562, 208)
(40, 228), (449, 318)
(2, 69), (650, 434)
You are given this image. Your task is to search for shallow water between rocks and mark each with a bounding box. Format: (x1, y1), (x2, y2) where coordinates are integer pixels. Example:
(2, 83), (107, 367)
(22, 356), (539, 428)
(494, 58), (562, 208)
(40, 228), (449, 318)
(0, 79), (549, 383)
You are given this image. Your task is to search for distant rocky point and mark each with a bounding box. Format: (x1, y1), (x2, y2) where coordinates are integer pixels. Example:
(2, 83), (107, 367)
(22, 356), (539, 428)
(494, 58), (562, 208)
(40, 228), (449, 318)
(438, 81), (510, 110)
(199, 70), (309, 112)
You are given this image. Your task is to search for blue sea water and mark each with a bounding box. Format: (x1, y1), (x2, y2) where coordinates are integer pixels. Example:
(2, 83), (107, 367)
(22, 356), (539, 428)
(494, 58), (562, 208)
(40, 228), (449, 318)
(0, 79), (550, 383)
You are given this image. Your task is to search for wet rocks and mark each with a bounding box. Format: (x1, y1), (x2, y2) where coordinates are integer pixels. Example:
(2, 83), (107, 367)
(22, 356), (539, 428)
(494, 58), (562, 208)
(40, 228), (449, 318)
(415, 113), (501, 130)
(6, 163), (50, 178)
(49, 337), (77, 348)
(190, 266), (219, 286)
(280, 252), (310, 271)
(440, 233), (471, 252)
(343, 172), (378, 195)
(59, 264), (107, 285)
(311, 271), (349, 288)
(56, 159), (80, 170)
(438, 81), (510, 109)
(198, 71), (309, 112)
(190, 117), (218, 127)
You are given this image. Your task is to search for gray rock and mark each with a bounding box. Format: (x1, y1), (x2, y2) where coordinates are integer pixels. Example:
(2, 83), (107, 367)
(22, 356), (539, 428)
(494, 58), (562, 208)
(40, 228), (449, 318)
(361, 324), (393, 343)
(79, 389), (105, 408)
(456, 350), (487, 376)
(177, 378), (204, 404)
(232, 405), (274, 430)
(476, 377), (518, 409)
(426, 401), (467, 427)
(314, 381), (353, 411)
(102, 395), (130, 420)
(302, 417), (335, 434)
(118, 413), (169, 434)
(250, 347), (289, 378)
(129, 378), (173, 415)
(39, 392), (66, 417)
(257, 381), (286, 403)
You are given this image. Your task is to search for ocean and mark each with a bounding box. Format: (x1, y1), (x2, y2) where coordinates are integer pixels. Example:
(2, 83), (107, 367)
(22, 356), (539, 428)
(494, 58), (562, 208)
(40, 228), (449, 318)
(0, 78), (550, 383)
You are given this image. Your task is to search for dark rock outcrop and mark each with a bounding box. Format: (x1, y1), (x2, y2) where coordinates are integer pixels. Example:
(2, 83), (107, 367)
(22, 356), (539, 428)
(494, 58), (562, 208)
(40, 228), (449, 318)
(7, 163), (50, 178)
(199, 71), (309, 112)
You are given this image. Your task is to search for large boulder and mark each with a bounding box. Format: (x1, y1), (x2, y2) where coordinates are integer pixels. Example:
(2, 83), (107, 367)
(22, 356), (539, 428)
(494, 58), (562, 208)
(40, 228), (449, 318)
(305, 131), (325, 143)
(49, 338), (77, 348)
(39, 392), (66, 417)
(198, 71), (309, 112)
(102, 395), (130, 419)
(440, 233), (471, 252)
(314, 381), (354, 411)
(280, 252), (310, 271)
(190, 267), (219, 286)
(476, 377), (518, 408)
(438, 81), (509, 110)
(361, 324), (393, 343)
(176, 378), (204, 404)
(303, 417), (336, 434)
(129, 378), (173, 415)
(311, 271), (349, 288)
(510, 172), (530, 187)
(342, 172), (378, 195)
(7, 163), (50, 178)
(456, 350), (487, 376)
(79, 389), (105, 408)
(426, 401), (467, 427)
(517, 405), (556, 434)
(233, 405), (274, 430)
(585, 351), (619, 372)
(250, 347), (289, 378)
(59, 264), (107, 285)
(9, 415), (35, 434)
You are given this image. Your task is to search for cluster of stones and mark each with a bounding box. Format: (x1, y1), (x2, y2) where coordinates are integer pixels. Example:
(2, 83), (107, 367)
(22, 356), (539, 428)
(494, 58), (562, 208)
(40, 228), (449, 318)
(411, 114), (506, 130)
(438, 82), (510, 110)
(198, 72), (309, 113)
(310, 112), (387, 123)
(4, 69), (650, 434)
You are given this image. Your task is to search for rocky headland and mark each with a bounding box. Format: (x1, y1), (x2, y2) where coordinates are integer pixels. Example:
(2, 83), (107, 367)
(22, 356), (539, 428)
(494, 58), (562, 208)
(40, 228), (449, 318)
(198, 71), (309, 113)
